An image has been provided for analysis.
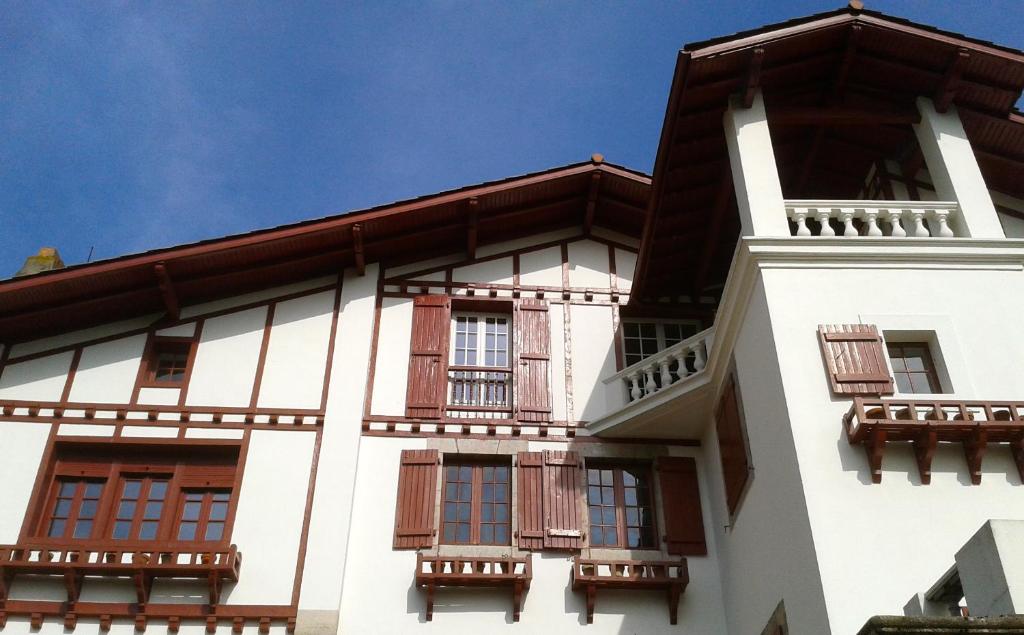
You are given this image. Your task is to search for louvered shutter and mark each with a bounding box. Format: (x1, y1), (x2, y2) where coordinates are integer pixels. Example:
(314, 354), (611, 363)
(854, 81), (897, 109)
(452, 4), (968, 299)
(716, 375), (750, 517)
(817, 324), (894, 395)
(405, 296), (451, 419)
(542, 450), (583, 549)
(393, 449), (439, 549)
(516, 452), (545, 549)
(655, 456), (707, 555)
(515, 300), (552, 423)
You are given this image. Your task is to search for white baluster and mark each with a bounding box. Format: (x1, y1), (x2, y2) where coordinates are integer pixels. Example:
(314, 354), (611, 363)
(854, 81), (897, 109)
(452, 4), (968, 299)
(659, 357), (673, 387)
(814, 209), (835, 237)
(791, 209), (811, 236)
(838, 209), (857, 237)
(908, 210), (929, 237)
(862, 210), (882, 236)
(693, 344), (707, 372)
(644, 364), (657, 395)
(628, 372), (642, 401)
(674, 352), (690, 379)
(931, 209), (955, 237)
(881, 209), (906, 237)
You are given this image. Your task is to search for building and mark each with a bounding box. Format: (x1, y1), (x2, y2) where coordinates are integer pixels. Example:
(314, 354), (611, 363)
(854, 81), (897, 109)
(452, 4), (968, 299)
(2, 5), (1024, 634)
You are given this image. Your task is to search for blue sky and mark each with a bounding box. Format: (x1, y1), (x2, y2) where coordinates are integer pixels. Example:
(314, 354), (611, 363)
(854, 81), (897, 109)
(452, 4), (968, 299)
(2, 1), (1022, 276)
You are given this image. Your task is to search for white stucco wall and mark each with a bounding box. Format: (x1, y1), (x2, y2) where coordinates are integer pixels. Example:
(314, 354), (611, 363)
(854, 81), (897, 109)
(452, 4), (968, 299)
(452, 257), (514, 286)
(67, 334), (147, 403)
(0, 421), (51, 542)
(258, 290), (335, 409)
(518, 245), (562, 287)
(0, 351), (74, 401)
(370, 297), (413, 417)
(759, 263), (1024, 633)
(569, 304), (617, 422)
(186, 306), (267, 407)
(567, 241), (610, 288)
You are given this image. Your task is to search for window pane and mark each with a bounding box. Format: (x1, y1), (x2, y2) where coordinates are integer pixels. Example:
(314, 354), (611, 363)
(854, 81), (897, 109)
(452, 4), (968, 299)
(480, 524), (494, 544)
(79, 499), (98, 518)
(54, 499), (72, 518)
(60, 482), (77, 496)
(117, 501), (136, 520)
(139, 521), (158, 540)
(604, 529), (618, 545)
(444, 503), (457, 522)
(150, 482), (168, 500)
(73, 520), (92, 539)
(627, 528), (641, 548)
(123, 481), (141, 499)
(210, 502), (228, 521)
(600, 471), (613, 486)
(48, 519), (66, 538)
(895, 373), (914, 393)
(482, 484), (494, 501)
(183, 502), (201, 521)
(495, 525), (508, 544)
(205, 523), (224, 541)
(495, 505), (508, 522)
(456, 524), (470, 543)
(442, 524), (456, 542)
(178, 522), (197, 541)
(144, 502), (163, 520)
(213, 492), (231, 502)
(112, 521), (131, 539)
(591, 527), (605, 546)
(85, 482), (104, 498)
(457, 504), (470, 522)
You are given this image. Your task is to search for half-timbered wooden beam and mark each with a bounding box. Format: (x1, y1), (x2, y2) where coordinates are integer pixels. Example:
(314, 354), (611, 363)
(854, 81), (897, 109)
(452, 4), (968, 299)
(466, 197), (479, 259)
(153, 263), (180, 320)
(352, 223), (365, 276)
(583, 173), (601, 236)
(935, 49), (970, 113)
(741, 48), (765, 108)
(691, 166), (733, 299)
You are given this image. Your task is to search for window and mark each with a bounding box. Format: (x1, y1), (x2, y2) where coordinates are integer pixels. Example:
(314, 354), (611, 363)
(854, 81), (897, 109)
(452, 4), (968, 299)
(144, 339), (194, 385)
(441, 462), (510, 545)
(34, 445), (239, 544)
(586, 464), (656, 549)
(448, 314), (512, 412)
(887, 342), (942, 394)
(622, 320), (699, 367)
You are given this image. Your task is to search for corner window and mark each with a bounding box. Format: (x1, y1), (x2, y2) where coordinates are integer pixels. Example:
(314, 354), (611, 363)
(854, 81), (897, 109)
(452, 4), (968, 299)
(441, 461), (511, 546)
(585, 464), (656, 549)
(887, 342), (942, 394)
(622, 320), (699, 368)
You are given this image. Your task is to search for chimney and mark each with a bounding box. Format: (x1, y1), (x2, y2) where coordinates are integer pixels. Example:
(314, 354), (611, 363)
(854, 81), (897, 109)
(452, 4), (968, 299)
(15, 247), (65, 277)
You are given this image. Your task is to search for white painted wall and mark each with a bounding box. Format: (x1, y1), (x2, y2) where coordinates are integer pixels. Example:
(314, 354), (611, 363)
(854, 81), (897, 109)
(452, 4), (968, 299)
(67, 334), (146, 403)
(519, 245), (562, 287)
(369, 297), (413, 417)
(258, 290), (335, 409)
(569, 304), (617, 422)
(186, 306), (267, 407)
(228, 429), (316, 605)
(548, 303), (569, 421)
(759, 262), (1024, 633)
(0, 351), (74, 401)
(0, 421), (51, 542)
(567, 241), (610, 288)
(452, 257), (514, 286)
(614, 248), (637, 291)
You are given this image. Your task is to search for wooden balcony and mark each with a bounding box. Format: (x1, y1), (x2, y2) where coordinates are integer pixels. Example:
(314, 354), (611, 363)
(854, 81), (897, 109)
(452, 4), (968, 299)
(414, 553), (531, 622)
(570, 557), (688, 625)
(785, 200), (958, 237)
(446, 367), (513, 420)
(0, 543), (241, 607)
(845, 397), (1024, 484)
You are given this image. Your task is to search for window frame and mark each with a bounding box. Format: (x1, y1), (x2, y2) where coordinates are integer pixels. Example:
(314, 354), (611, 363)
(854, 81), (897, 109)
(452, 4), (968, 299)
(439, 458), (512, 547)
(27, 442), (241, 549)
(620, 319), (701, 369)
(448, 312), (513, 370)
(885, 340), (945, 395)
(138, 336), (198, 389)
(584, 461), (658, 550)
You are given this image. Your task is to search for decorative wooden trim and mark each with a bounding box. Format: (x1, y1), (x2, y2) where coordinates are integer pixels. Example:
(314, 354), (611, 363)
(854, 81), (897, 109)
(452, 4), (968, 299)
(60, 349), (84, 404)
(570, 557), (688, 625)
(845, 397), (1024, 485)
(289, 426), (323, 606)
(248, 306), (276, 410)
(318, 277), (344, 413)
(414, 553), (531, 622)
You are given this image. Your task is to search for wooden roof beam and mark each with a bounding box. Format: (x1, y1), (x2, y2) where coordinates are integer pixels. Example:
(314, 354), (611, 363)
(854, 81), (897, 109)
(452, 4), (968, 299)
(935, 49), (971, 113)
(741, 48), (766, 108)
(153, 263), (180, 321)
(769, 106), (920, 126)
(352, 223), (365, 276)
(583, 173), (601, 236)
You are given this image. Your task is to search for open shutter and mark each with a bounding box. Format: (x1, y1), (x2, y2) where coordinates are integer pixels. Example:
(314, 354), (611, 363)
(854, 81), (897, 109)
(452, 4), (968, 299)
(716, 374), (750, 517)
(515, 300), (552, 423)
(542, 450), (583, 549)
(516, 452), (545, 549)
(405, 295), (451, 418)
(817, 324), (894, 395)
(655, 456), (707, 555)
(393, 449), (439, 549)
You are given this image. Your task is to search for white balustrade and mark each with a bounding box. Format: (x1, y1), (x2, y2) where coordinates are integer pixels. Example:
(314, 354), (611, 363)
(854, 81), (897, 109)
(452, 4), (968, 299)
(785, 200), (958, 238)
(605, 328), (714, 405)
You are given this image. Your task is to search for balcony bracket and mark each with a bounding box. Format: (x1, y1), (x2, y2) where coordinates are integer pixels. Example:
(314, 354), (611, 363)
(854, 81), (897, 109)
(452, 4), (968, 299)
(571, 557), (688, 626)
(414, 554), (532, 623)
(913, 427), (938, 485)
(64, 569), (84, 605)
(865, 428), (887, 484)
(965, 429), (988, 485)
(133, 571), (155, 606)
(1011, 438), (1024, 483)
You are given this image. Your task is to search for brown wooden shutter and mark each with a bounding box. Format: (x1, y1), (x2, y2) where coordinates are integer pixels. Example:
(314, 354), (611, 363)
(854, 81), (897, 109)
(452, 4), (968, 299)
(515, 299), (552, 423)
(542, 450), (583, 549)
(516, 452), (545, 550)
(655, 456), (707, 555)
(393, 449), (439, 549)
(405, 295), (451, 419)
(716, 374), (751, 517)
(817, 324), (894, 395)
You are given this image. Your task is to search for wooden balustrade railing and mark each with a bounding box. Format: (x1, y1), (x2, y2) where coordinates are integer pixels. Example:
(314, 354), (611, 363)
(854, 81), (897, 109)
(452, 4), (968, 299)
(785, 200), (958, 237)
(446, 367), (512, 419)
(844, 397), (1024, 484)
(570, 557), (689, 625)
(604, 328), (712, 406)
(414, 553), (531, 622)
(0, 543), (241, 607)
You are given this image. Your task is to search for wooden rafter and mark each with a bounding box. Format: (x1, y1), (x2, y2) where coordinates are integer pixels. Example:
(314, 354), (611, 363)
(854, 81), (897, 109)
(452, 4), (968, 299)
(153, 263), (180, 320)
(935, 49), (971, 113)
(466, 197), (479, 259)
(583, 173), (601, 236)
(741, 48), (765, 108)
(352, 224), (365, 276)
